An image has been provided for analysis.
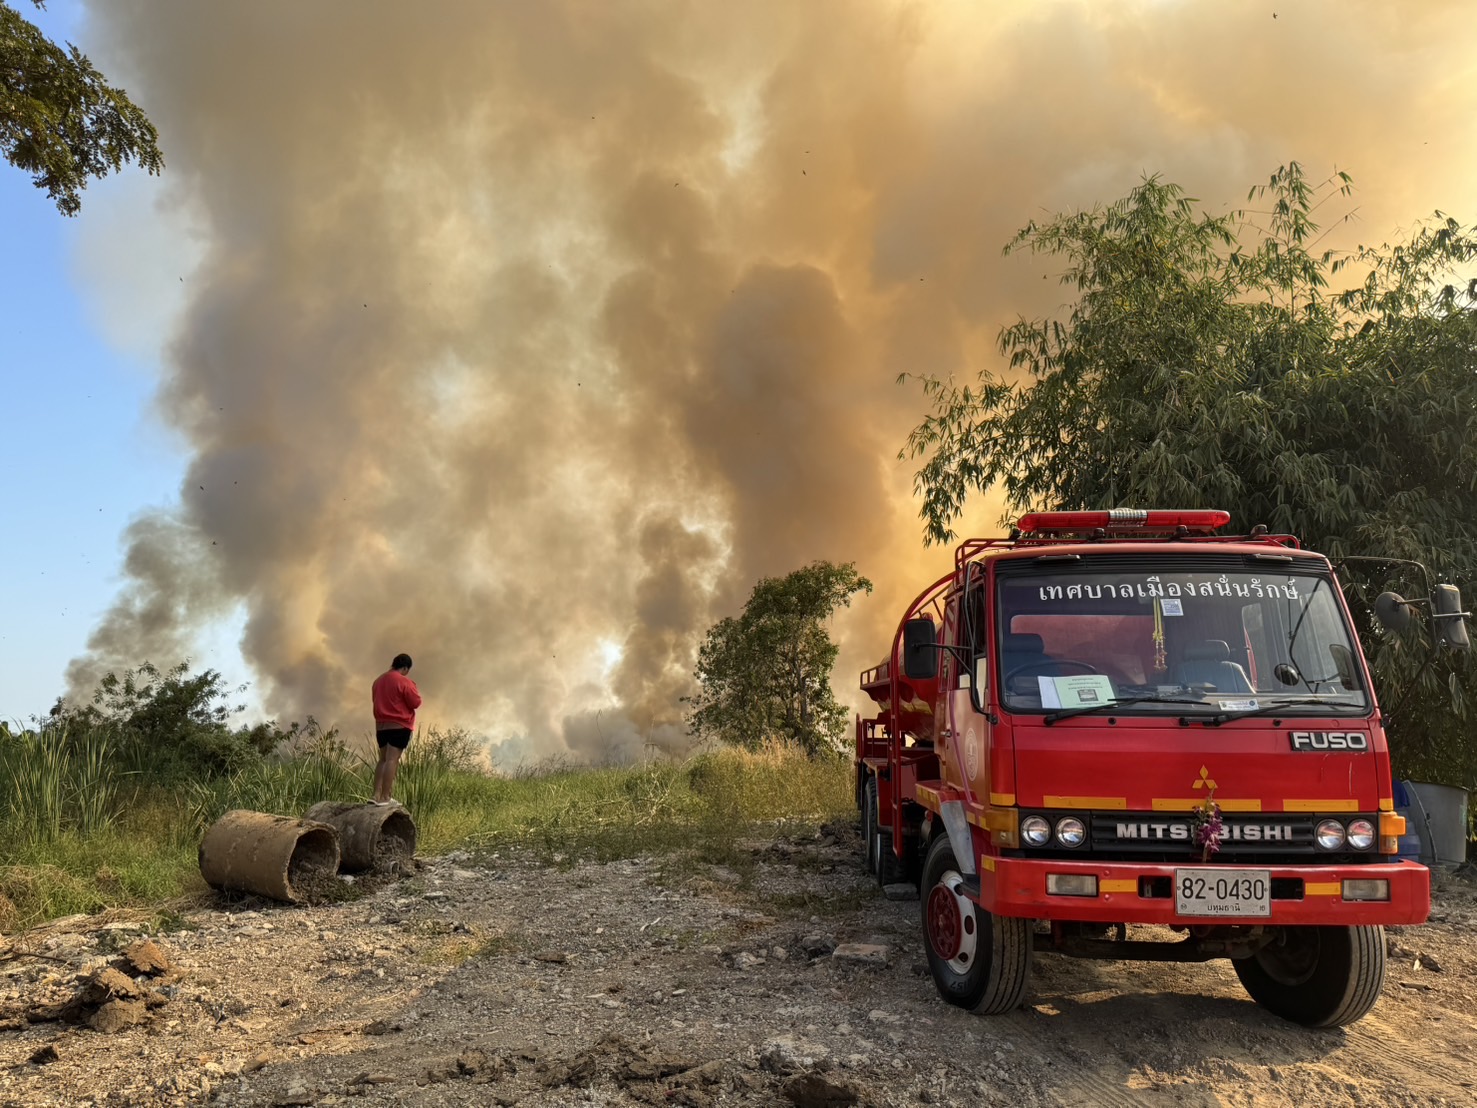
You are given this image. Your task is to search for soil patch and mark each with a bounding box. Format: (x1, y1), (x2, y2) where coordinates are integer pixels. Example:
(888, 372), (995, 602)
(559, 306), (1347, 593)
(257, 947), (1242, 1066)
(1, 826), (1475, 1106)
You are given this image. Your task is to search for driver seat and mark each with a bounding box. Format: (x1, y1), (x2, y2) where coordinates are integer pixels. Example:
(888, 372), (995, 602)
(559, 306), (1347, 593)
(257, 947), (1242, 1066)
(1173, 639), (1253, 693)
(1001, 632), (1061, 691)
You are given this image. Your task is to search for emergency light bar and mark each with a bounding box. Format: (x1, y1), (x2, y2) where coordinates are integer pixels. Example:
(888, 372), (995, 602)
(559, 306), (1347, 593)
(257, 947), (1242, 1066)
(1016, 509), (1231, 534)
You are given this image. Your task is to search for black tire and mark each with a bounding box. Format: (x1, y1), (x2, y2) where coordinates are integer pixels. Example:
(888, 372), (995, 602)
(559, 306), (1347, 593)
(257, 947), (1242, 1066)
(1233, 925), (1386, 1027)
(920, 833), (1031, 1013)
(875, 826), (906, 887)
(865, 777), (906, 886)
(862, 778), (879, 876)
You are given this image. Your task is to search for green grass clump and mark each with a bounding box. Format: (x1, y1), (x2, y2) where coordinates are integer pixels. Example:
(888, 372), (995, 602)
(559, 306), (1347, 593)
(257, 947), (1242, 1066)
(0, 725), (122, 845)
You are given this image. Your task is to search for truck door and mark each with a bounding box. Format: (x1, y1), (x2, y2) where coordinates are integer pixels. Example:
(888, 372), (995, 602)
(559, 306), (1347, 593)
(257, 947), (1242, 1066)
(947, 566), (991, 799)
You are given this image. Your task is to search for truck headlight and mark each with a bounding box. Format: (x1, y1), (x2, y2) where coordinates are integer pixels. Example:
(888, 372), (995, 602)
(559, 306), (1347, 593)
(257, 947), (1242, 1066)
(1021, 815), (1051, 846)
(1346, 818), (1375, 850)
(1315, 819), (1346, 850)
(1055, 816), (1086, 848)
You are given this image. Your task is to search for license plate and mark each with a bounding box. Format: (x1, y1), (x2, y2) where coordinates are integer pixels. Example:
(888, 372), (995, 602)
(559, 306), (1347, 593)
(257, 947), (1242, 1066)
(1174, 868), (1271, 918)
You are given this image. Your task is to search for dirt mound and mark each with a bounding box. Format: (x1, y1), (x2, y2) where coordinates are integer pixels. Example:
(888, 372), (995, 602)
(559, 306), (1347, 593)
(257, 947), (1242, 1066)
(0, 943), (177, 1037)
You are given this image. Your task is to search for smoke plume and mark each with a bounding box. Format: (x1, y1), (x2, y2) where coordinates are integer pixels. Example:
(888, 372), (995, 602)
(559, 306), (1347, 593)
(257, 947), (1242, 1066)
(66, 0), (1477, 759)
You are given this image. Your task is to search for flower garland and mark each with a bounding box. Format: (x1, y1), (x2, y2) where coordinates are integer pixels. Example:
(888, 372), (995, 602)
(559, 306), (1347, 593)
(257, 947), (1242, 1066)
(1192, 788), (1224, 863)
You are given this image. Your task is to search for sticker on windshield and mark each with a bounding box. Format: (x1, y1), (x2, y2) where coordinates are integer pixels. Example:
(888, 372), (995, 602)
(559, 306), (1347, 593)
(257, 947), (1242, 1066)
(1039, 675), (1117, 709)
(1160, 598), (1183, 616)
(1218, 699), (1259, 712)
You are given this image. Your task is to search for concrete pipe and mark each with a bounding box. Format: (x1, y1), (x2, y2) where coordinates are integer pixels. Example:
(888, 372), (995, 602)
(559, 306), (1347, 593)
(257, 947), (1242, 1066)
(198, 810), (341, 904)
(303, 801), (418, 873)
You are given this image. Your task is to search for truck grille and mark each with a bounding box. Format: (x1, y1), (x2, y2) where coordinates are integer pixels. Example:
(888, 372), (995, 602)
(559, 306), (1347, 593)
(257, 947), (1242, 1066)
(1090, 813), (1314, 856)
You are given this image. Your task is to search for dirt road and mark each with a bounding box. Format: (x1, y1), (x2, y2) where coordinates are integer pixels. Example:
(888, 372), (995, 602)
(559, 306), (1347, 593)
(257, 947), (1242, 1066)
(2, 824), (1475, 1106)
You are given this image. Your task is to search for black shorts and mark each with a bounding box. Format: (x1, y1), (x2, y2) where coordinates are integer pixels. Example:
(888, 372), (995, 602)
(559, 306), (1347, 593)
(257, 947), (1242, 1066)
(377, 727), (413, 750)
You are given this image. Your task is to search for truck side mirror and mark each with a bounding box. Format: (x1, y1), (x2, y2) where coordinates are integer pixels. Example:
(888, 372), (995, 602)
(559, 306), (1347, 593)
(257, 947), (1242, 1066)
(1433, 584), (1471, 651)
(902, 618), (940, 679)
(1374, 591), (1413, 633)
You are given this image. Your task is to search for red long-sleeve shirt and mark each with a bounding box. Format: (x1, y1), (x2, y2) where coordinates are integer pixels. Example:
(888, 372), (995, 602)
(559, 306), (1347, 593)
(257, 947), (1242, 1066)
(372, 669), (422, 730)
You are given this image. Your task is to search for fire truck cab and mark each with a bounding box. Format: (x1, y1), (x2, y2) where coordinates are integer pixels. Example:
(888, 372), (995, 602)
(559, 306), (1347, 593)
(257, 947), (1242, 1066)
(856, 510), (1469, 1026)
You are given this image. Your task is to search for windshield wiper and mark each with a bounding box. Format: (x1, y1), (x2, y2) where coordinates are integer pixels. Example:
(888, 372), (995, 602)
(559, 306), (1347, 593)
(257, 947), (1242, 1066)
(1196, 697), (1355, 726)
(1043, 696), (1213, 725)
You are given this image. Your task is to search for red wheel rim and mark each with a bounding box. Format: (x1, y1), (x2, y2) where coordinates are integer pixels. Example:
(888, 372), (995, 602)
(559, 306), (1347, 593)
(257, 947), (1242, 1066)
(927, 883), (963, 960)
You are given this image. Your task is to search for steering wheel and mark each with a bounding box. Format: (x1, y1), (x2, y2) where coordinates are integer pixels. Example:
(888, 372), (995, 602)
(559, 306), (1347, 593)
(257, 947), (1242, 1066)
(1003, 661), (1101, 688)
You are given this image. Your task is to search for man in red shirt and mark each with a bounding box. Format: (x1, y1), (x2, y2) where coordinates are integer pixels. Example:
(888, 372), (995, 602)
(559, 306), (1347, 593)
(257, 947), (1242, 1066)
(370, 653), (422, 806)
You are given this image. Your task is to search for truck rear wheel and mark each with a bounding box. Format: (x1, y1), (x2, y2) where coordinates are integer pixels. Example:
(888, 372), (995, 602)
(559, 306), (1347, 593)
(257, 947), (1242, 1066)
(920, 834), (1031, 1013)
(862, 778), (879, 876)
(1232, 924), (1386, 1027)
(866, 779), (907, 887)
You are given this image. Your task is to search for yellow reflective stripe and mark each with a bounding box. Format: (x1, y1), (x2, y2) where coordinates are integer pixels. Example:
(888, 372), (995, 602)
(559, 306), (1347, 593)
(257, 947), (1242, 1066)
(1305, 882), (1341, 897)
(1284, 799), (1359, 812)
(1151, 797), (1262, 812)
(1100, 879), (1137, 894)
(980, 856), (997, 872)
(1379, 797), (1394, 812)
(1043, 796), (1127, 809)
(989, 792), (1016, 806)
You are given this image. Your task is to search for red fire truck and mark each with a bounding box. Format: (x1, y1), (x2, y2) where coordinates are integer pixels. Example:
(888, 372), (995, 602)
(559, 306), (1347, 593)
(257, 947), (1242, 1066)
(856, 509), (1469, 1026)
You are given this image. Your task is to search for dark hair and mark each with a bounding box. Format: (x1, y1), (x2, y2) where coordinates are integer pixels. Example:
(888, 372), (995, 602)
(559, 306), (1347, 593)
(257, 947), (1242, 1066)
(391, 653), (413, 671)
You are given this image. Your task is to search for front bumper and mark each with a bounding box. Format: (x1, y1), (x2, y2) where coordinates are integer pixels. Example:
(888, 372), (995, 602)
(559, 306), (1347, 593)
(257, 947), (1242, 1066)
(979, 855), (1430, 926)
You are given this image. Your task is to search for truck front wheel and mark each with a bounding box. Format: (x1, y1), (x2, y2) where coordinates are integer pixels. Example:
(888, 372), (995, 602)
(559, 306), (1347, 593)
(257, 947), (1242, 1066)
(1232, 924), (1386, 1027)
(920, 834), (1031, 1014)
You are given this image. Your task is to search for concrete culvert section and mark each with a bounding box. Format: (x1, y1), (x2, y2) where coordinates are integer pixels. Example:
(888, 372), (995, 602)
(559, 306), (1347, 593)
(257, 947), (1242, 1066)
(303, 801), (417, 874)
(197, 810), (341, 903)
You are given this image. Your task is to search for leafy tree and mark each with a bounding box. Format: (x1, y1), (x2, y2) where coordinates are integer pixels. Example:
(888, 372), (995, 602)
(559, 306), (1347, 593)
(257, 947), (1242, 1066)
(903, 164), (1477, 785)
(1, 0), (162, 215)
(688, 562), (873, 758)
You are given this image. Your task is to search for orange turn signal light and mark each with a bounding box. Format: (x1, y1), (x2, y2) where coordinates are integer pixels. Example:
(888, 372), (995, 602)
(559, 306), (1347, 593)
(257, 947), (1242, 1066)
(985, 807), (1019, 848)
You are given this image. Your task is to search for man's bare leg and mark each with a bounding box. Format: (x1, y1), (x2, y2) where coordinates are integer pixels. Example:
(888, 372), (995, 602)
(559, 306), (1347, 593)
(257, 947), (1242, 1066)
(373, 745), (404, 804)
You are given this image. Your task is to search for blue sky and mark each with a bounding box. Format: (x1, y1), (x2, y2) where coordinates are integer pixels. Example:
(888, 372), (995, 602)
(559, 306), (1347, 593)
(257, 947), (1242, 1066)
(0, 0), (243, 722)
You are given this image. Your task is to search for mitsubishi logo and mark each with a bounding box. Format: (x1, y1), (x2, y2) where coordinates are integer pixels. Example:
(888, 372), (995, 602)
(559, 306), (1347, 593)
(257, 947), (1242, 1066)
(1192, 765), (1217, 790)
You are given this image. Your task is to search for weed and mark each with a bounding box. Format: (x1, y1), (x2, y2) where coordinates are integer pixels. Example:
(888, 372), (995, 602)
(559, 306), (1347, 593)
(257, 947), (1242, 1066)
(419, 927), (524, 966)
(147, 908), (198, 934)
(762, 887), (877, 918)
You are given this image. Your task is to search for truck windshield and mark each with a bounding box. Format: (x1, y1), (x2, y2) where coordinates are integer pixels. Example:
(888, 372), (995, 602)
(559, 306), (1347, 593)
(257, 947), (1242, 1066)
(994, 559), (1370, 718)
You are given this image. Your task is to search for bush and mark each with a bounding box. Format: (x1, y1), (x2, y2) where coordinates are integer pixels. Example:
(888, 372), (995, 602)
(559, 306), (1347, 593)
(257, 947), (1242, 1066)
(51, 662), (299, 782)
